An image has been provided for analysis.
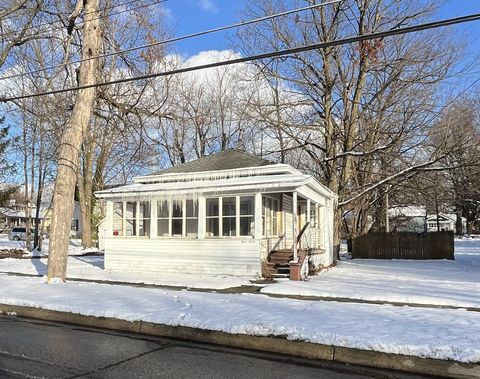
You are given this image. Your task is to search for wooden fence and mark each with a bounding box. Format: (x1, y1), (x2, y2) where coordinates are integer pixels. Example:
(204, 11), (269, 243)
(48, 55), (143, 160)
(352, 231), (454, 260)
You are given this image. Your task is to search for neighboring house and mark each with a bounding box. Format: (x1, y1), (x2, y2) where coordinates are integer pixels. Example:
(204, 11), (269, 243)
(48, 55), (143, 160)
(0, 201), (42, 233)
(388, 206), (426, 233)
(40, 200), (83, 238)
(95, 149), (337, 279)
(426, 213), (466, 233)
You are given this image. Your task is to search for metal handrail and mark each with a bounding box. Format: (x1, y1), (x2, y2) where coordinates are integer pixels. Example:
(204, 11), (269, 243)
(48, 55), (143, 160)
(271, 233), (286, 252)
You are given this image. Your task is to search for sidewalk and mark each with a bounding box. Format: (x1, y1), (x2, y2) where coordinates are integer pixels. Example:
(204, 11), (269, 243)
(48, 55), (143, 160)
(0, 274), (479, 378)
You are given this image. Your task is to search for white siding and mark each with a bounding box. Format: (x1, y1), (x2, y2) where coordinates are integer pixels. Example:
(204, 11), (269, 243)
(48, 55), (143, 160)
(105, 238), (262, 276)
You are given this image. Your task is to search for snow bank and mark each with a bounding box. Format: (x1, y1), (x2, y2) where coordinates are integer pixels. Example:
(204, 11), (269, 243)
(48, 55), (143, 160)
(0, 274), (479, 363)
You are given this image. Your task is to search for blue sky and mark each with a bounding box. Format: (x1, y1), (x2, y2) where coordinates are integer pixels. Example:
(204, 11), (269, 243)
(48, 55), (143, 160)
(162, 0), (480, 57)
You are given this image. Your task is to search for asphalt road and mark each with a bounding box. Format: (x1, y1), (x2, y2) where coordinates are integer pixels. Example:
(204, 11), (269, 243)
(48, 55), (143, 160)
(0, 315), (431, 379)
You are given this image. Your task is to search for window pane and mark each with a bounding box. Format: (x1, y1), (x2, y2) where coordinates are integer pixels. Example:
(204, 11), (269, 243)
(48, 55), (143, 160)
(172, 219), (182, 236)
(222, 197), (236, 216)
(206, 218), (219, 237)
(240, 216), (254, 236)
(139, 201), (150, 218)
(240, 196), (254, 215)
(186, 199), (198, 218)
(157, 219), (169, 237)
(126, 202), (136, 219)
(172, 201), (183, 218)
(125, 218), (136, 236)
(157, 201), (168, 218)
(139, 219), (150, 237)
(206, 198), (219, 217)
(222, 217), (236, 237)
(186, 219), (198, 237)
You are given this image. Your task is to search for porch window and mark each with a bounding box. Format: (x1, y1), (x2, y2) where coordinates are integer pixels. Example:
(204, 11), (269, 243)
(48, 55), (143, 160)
(171, 200), (183, 237)
(125, 202), (136, 236)
(206, 198), (219, 237)
(113, 202), (123, 236)
(156, 199), (198, 238)
(310, 205), (317, 228)
(222, 197), (236, 236)
(263, 196), (280, 237)
(157, 201), (169, 237)
(240, 196), (254, 236)
(186, 199), (198, 237)
(138, 201), (150, 237)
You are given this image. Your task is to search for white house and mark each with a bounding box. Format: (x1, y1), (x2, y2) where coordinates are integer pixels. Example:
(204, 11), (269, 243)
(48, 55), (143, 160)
(388, 205), (426, 233)
(426, 213), (466, 233)
(95, 150), (337, 280)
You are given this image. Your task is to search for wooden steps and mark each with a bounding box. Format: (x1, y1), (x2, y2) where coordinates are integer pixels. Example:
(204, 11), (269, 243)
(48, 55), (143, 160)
(266, 249), (294, 276)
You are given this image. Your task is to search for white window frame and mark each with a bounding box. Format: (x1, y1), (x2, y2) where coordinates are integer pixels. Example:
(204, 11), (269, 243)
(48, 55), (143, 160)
(156, 199), (198, 239)
(112, 200), (151, 238)
(205, 195), (255, 239)
(262, 195), (280, 238)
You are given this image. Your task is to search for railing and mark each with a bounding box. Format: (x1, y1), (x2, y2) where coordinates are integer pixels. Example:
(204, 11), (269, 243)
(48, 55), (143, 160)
(296, 221), (310, 245)
(271, 233), (286, 252)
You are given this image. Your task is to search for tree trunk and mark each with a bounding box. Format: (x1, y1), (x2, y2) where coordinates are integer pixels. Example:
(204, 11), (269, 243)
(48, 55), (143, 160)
(455, 209), (463, 235)
(47, 0), (102, 282)
(77, 140), (94, 248)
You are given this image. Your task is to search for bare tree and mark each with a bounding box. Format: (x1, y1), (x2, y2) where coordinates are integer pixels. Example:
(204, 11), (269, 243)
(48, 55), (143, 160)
(47, 0), (103, 281)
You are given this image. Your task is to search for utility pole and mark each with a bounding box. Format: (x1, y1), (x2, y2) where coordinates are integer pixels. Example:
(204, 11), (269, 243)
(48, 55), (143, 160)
(47, 0), (102, 282)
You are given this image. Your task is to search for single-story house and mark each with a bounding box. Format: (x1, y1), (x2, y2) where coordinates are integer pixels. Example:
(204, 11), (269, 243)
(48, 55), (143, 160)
(95, 149), (337, 279)
(388, 205), (426, 233)
(426, 213), (466, 233)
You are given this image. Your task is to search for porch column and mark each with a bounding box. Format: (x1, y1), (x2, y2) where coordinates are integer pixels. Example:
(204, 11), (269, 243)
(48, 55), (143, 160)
(254, 193), (262, 240)
(150, 199), (157, 238)
(292, 191), (298, 262)
(198, 196), (206, 239)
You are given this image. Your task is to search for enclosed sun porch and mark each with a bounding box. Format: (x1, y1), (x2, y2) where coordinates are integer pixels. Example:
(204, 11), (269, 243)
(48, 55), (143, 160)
(96, 151), (336, 279)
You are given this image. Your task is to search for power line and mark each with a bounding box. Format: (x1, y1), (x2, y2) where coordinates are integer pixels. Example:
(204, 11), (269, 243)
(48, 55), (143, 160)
(0, 0), (167, 40)
(2, 12), (480, 103)
(0, 0), (343, 82)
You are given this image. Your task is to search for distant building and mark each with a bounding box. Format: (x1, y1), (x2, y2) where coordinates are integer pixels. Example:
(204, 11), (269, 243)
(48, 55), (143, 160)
(388, 206), (426, 233)
(426, 213), (466, 233)
(0, 201), (42, 232)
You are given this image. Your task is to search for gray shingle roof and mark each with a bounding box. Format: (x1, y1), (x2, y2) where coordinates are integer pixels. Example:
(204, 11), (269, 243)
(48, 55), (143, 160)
(153, 149), (274, 175)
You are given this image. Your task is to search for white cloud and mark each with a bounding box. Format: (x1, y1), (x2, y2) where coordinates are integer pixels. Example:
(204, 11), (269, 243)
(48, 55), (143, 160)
(198, 0), (218, 13)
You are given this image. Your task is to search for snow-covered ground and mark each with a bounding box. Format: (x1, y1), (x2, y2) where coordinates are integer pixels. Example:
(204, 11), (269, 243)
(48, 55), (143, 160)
(0, 235), (99, 256)
(0, 274), (479, 363)
(0, 256), (253, 290)
(261, 239), (480, 308)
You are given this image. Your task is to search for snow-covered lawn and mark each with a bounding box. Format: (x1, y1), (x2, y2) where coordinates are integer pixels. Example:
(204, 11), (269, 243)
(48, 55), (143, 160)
(0, 255), (253, 290)
(0, 235), (99, 256)
(0, 274), (479, 363)
(261, 239), (480, 308)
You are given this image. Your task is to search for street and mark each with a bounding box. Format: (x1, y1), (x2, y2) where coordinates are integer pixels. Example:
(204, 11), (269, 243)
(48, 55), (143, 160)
(0, 315), (432, 379)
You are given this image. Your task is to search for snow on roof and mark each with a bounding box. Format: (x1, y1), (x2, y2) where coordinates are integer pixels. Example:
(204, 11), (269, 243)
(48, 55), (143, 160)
(388, 205), (426, 218)
(0, 207), (44, 219)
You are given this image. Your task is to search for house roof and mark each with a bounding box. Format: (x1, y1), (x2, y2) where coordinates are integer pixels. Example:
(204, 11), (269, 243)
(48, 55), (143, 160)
(388, 205), (426, 218)
(152, 149), (274, 175)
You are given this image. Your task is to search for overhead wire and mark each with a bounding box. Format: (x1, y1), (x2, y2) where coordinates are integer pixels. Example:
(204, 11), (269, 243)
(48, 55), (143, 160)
(0, 0), (343, 82)
(2, 11), (480, 103)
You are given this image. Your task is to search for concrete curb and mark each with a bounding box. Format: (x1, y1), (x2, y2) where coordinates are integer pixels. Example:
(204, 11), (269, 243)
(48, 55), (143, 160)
(0, 303), (478, 379)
